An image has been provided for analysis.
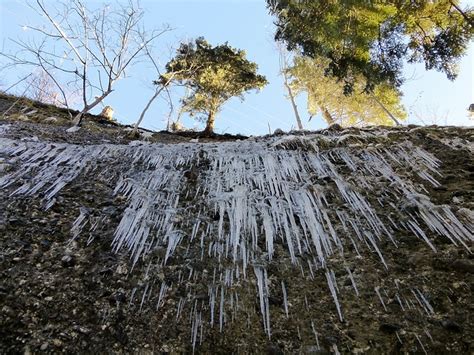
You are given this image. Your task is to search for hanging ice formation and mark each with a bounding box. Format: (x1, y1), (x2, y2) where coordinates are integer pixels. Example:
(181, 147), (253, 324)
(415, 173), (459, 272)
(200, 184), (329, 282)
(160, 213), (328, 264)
(0, 126), (472, 348)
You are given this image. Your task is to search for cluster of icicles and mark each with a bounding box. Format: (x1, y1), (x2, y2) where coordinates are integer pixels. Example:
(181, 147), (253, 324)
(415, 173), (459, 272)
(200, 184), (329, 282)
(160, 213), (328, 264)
(0, 127), (472, 351)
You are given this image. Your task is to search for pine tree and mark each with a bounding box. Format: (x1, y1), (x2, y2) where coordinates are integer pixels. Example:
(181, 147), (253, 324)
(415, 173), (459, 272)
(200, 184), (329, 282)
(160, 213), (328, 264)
(160, 38), (268, 134)
(267, 0), (474, 93)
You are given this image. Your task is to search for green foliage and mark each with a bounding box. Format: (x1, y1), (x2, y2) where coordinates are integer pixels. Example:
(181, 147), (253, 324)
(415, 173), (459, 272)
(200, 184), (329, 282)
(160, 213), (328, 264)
(289, 56), (406, 126)
(160, 38), (268, 133)
(268, 0), (474, 92)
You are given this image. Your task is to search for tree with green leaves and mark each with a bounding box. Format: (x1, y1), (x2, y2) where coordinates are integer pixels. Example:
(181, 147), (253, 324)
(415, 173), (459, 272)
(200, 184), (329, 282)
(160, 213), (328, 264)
(289, 56), (406, 126)
(267, 0), (474, 93)
(159, 38), (268, 134)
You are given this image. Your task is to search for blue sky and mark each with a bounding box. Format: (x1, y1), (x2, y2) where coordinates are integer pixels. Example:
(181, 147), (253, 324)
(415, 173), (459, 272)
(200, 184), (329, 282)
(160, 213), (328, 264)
(1, 0), (473, 135)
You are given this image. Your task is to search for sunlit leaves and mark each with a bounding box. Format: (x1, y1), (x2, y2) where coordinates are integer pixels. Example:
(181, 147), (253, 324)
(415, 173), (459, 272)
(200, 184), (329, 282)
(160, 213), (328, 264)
(268, 0), (474, 92)
(289, 56), (406, 126)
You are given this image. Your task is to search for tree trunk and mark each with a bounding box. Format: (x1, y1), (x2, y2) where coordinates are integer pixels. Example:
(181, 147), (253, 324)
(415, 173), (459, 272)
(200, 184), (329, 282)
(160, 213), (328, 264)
(321, 106), (336, 126)
(371, 95), (400, 126)
(73, 89), (112, 126)
(283, 73), (303, 130)
(73, 112), (84, 126)
(278, 44), (303, 131)
(174, 96), (188, 127)
(204, 110), (216, 135)
(132, 87), (164, 136)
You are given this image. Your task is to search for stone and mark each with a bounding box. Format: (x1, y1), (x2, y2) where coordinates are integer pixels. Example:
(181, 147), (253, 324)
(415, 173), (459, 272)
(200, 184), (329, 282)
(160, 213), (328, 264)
(379, 323), (401, 334)
(44, 116), (58, 123)
(141, 131), (154, 140)
(266, 343), (284, 355)
(407, 252), (426, 267)
(0, 163), (12, 173)
(114, 292), (126, 304)
(451, 259), (474, 273)
(100, 106), (114, 120)
(61, 255), (75, 268)
(66, 126), (81, 133)
(301, 345), (329, 354)
(441, 319), (462, 332)
(16, 114), (29, 121)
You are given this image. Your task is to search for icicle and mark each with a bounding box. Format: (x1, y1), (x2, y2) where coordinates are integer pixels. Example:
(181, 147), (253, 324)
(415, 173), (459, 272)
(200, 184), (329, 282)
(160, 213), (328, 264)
(209, 286), (216, 327)
(396, 331), (403, 344)
(2, 129), (472, 347)
(129, 287), (137, 308)
(325, 269), (343, 322)
(424, 329), (433, 343)
(415, 334), (428, 355)
(70, 207), (89, 240)
(412, 288), (434, 315)
(281, 281), (289, 317)
(139, 283), (149, 311)
(375, 287), (387, 311)
(191, 305), (202, 353)
(345, 267), (359, 296)
(156, 282), (168, 310)
(176, 297), (186, 321)
(254, 266), (271, 338)
(219, 286), (225, 332)
(396, 294), (405, 312)
(311, 321), (320, 350)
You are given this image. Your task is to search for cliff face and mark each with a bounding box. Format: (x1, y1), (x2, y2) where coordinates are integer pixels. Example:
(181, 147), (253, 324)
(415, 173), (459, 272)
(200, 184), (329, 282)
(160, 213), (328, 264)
(0, 118), (473, 354)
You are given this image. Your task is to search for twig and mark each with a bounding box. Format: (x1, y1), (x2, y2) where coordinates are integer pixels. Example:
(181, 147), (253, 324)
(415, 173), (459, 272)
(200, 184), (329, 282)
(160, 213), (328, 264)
(2, 77), (36, 118)
(3, 73), (33, 93)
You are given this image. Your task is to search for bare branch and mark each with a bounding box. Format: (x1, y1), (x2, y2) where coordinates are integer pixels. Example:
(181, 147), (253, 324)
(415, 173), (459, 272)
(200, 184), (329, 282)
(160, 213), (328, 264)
(2, 75), (36, 118)
(2, 0), (171, 126)
(35, 0), (85, 63)
(3, 73), (33, 93)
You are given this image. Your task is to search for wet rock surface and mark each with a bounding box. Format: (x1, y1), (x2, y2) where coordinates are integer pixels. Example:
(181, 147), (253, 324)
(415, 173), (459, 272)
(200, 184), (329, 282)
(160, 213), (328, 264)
(0, 115), (473, 353)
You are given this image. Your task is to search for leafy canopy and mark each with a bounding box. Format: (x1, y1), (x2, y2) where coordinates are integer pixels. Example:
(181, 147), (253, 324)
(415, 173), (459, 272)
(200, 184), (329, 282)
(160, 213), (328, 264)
(268, 0), (474, 93)
(289, 56), (406, 126)
(160, 38), (268, 132)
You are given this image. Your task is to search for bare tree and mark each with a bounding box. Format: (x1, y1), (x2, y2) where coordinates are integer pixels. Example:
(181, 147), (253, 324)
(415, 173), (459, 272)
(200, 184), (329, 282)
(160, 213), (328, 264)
(1, 74), (32, 94)
(132, 42), (174, 136)
(171, 87), (193, 131)
(1, 0), (170, 126)
(276, 42), (303, 130)
(132, 42), (203, 136)
(2, 75), (35, 118)
(23, 68), (73, 106)
(412, 104), (449, 125)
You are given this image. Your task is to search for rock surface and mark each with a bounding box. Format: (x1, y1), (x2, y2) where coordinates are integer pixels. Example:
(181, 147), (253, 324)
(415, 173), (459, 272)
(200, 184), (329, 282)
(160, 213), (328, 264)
(0, 113), (473, 353)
